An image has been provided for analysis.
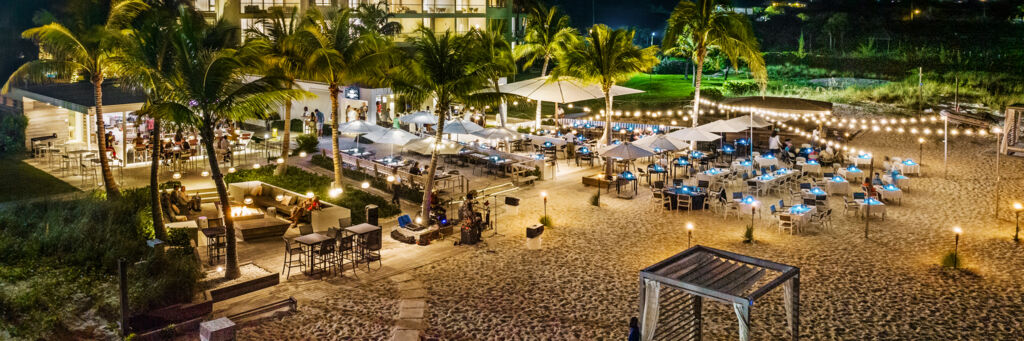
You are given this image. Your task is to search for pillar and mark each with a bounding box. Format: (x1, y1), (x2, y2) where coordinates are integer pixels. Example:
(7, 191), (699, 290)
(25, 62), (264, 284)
(733, 303), (751, 341)
(784, 275), (800, 340)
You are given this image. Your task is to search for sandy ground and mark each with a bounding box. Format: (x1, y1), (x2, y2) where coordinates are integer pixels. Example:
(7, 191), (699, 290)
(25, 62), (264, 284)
(408, 127), (1024, 340)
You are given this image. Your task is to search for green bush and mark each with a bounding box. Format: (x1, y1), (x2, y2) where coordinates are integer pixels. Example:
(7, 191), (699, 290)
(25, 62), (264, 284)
(743, 225), (754, 243)
(700, 88), (724, 101)
(166, 228), (192, 249)
(589, 192), (600, 206)
(539, 215), (553, 227)
(224, 165), (400, 224)
(270, 118), (305, 133)
(293, 134), (320, 156)
(310, 154), (424, 203)
(940, 251), (963, 269)
(723, 81), (761, 96)
(0, 114), (27, 156)
(653, 59), (690, 75)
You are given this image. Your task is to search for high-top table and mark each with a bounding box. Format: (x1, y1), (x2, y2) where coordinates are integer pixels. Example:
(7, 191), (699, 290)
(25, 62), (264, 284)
(295, 232), (332, 276)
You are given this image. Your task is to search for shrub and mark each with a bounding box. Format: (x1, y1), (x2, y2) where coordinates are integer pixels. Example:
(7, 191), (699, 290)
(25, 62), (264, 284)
(940, 251), (963, 269)
(590, 192), (600, 206)
(723, 81), (761, 96)
(700, 88), (724, 101)
(653, 59), (690, 75)
(166, 228), (192, 249)
(270, 119), (305, 133)
(539, 215), (553, 227)
(743, 225), (754, 243)
(0, 114), (27, 156)
(293, 134), (320, 156)
(224, 165), (400, 224)
(310, 154), (424, 203)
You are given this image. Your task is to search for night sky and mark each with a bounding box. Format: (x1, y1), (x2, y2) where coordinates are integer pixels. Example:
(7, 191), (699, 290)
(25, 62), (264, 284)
(551, 0), (679, 30)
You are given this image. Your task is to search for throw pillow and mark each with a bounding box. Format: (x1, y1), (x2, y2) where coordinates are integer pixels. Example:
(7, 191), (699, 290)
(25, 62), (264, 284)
(282, 195), (294, 206)
(249, 185), (263, 196)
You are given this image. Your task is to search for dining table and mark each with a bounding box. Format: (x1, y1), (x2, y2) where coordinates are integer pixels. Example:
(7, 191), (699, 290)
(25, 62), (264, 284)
(801, 187), (829, 199)
(838, 167), (866, 182)
(696, 168), (729, 183)
(734, 196), (760, 216)
(731, 159), (754, 173)
(295, 232), (333, 276)
(854, 197), (887, 219)
(797, 159), (822, 174)
(826, 176), (850, 195)
(785, 204), (817, 230)
(850, 153), (873, 166)
(875, 184), (903, 205)
(754, 155), (780, 168)
(345, 223), (382, 263)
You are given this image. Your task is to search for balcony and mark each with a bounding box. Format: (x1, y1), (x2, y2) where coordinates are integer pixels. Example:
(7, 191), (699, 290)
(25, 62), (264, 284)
(388, 1), (487, 15)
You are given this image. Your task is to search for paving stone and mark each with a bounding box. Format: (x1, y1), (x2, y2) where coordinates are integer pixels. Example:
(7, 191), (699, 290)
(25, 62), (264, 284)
(398, 307), (425, 320)
(399, 288), (428, 299)
(391, 329), (420, 341)
(394, 318), (426, 330)
(396, 281), (424, 291)
(398, 299), (427, 310)
(389, 273), (414, 283)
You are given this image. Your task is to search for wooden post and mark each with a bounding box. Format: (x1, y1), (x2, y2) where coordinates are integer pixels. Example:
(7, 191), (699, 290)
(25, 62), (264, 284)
(637, 276), (647, 338)
(783, 275), (800, 340)
(693, 295), (703, 341)
(118, 258), (129, 337)
(865, 157), (873, 238)
(733, 303), (751, 341)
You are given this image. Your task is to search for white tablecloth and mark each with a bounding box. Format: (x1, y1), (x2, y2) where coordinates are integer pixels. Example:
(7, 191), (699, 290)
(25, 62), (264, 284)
(731, 161), (754, 173)
(755, 156), (780, 168)
(855, 199), (886, 218)
(876, 186), (903, 203)
(898, 163), (921, 175)
(696, 168), (730, 183)
(883, 175), (912, 189)
(797, 161), (822, 174)
(838, 169), (866, 182)
(826, 180), (850, 195)
(850, 156), (873, 166)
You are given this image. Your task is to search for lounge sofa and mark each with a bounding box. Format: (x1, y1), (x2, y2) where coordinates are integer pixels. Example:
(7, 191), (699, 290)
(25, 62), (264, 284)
(227, 181), (351, 236)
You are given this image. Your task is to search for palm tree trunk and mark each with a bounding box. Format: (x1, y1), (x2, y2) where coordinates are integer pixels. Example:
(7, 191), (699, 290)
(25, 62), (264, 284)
(329, 85), (343, 188)
(723, 65), (731, 82)
(201, 120), (239, 279)
(499, 98), (508, 127)
(420, 104), (448, 220)
(93, 78), (121, 199)
(602, 88), (614, 176)
(275, 99), (292, 176)
(534, 55), (550, 128)
(150, 119), (165, 240)
(691, 53), (705, 149)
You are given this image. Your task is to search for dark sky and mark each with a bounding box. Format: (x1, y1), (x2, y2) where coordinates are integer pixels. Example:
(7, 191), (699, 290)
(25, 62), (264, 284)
(550, 0), (680, 30)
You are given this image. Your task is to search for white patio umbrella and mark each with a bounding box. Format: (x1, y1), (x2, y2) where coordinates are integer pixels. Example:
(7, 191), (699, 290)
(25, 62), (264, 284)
(726, 115), (772, 128)
(404, 136), (463, 155)
(634, 134), (689, 152)
(398, 111), (439, 125)
(527, 134), (568, 146)
(698, 119), (748, 133)
(598, 142), (656, 171)
(500, 76), (644, 103)
(667, 127), (722, 142)
(473, 127), (522, 141)
(337, 119), (384, 134)
(443, 119), (484, 134)
(364, 127), (418, 157)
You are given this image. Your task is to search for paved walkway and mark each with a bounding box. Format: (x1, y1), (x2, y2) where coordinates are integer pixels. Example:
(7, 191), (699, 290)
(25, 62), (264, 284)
(390, 273), (427, 341)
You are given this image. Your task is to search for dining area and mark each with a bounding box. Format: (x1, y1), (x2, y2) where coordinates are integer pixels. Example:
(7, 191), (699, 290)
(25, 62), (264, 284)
(282, 223), (383, 280)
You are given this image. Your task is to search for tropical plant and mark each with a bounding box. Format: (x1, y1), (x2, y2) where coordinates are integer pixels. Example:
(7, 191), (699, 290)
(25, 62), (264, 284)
(551, 24), (658, 174)
(2, 0), (150, 199)
(158, 9), (302, 279)
(246, 6), (306, 176)
(743, 224), (754, 243)
(295, 8), (394, 189)
(664, 0), (767, 130)
(355, 1), (403, 36)
(389, 26), (489, 220)
(514, 4), (572, 128)
(470, 26), (516, 127)
(539, 214), (553, 227)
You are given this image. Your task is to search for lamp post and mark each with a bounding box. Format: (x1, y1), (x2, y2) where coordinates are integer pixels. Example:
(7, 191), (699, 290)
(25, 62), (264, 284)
(686, 222), (694, 248)
(540, 191), (548, 217)
(1013, 202), (1022, 243)
(993, 126), (1002, 220)
(917, 137), (925, 167)
(750, 201), (758, 229)
(952, 226), (962, 269)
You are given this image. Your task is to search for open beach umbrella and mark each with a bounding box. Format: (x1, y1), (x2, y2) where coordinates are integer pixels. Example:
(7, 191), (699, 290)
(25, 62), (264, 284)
(698, 119), (748, 133)
(598, 142), (655, 160)
(337, 119), (384, 134)
(443, 119), (485, 134)
(500, 76), (644, 103)
(726, 115), (772, 128)
(404, 136), (463, 155)
(527, 134), (568, 147)
(399, 111), (439, 125)
(364, 128), (418, 156)
(473, 127), (522, 141)
(634, 134), (688, 152)
(667, 127), (722, 142)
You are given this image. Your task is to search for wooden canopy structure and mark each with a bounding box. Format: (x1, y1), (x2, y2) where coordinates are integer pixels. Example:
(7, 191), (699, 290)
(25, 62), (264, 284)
(1001, 105), (1024, 156)
(638, 246), (800, 341)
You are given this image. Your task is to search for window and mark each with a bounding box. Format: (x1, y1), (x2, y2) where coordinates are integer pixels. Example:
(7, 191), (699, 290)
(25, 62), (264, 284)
(315, 0), (332, 5)
(194, 0), (215, 11)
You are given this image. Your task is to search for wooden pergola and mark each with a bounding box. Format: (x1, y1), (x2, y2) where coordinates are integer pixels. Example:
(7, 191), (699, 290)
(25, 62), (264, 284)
(638, 246), (800, 341)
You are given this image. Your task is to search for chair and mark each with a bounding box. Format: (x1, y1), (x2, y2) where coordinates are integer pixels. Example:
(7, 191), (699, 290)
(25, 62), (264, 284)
(823, 172), (834, 178)
(852, 192), (866, 200)
(722, 196), (740, 219)
(397, 214), (412, 228)
(778, 214), (795, 234)
(660, 190), (673, 210)
(799, 182), (811, 190)
(746, 180), (761, 196)
(697, 180), (710, 189)
(360, 230), (382, 270)
(842, 198), (859, 216)
(769, 204), (778, 216)
(672, 179), (684, 187)
(337, 232), (357, 277)
(299, 224), (313, 236)
(676, 194), (693, 211)
(317, 229), (339, 275)
(778, 199), (789, 210)
(281, 237), (305, 280)
(803, 198), (816, 206)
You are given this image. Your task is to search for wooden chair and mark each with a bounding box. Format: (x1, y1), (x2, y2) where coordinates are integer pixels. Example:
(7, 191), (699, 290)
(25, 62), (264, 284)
(281, 237), (304, 280)
(778, 214), (795, 234)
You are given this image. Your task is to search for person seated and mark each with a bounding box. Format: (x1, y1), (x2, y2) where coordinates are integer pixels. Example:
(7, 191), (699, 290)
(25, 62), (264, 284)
(288, 195), (321, 229)
(214, 135), (232, 163)
(409, 162), (422, 175)
(871, 172), (884, 186)
(862, 179), (878, 199)
(175, 185), (201, 212)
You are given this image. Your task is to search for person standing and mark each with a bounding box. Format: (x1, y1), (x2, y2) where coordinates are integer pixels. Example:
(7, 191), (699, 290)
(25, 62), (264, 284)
(315, 109), (325, 137)
(390, 179), (401, 206)
(301, 106), (310, 134)
(768, 131), (781, 157)
(627, 317), (640, 341)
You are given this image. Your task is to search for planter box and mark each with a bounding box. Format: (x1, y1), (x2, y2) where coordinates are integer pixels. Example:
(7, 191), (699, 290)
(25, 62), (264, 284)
(207, 273), (280, 303)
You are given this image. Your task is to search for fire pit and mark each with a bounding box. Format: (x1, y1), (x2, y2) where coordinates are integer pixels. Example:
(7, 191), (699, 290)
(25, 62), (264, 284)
(228, 205), (265, 221)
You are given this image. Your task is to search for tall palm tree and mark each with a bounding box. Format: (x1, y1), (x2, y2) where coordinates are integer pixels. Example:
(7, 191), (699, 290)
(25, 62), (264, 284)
(108, 0), (184, 240)
(513, 4), (571, 128)
(552, 24), (658, 174)
(2, 0), (149, 199)
(295, 8), (394, 189)
(246, 6), (306, 176)
(390, 26), (488, 220)
(664, 0), (767, 129)
(470, 26), (516, 127)
(159, 9), (302, 279)
(354, 1), (402, 36)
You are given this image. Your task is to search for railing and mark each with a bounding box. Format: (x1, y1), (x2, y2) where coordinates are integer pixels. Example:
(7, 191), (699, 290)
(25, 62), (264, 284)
(389, 0), (488, 14)
(335, 152), (469, 195)
(557, 118), (685, 134)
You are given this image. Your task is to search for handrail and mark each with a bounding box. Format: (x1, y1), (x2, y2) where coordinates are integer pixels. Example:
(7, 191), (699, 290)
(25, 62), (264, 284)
(334, 152), (468, 195)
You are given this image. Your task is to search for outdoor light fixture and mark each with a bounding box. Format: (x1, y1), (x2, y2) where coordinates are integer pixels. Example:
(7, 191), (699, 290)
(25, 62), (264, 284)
(252, 163), (261, 169)
(243, 197), (253, 205)
(952, 226), (963, 269)
(228, 167), (236, 173)
(415, 216), (422, 224)
(361, 181), (370, 189)
(216, 266), (224, 272)
(1013, 202), (1023, 242)
(275, 194), (284, 201)
(305, 191), (314, 198)
(172, 172), (181, 180)
(686, 222), (695, 248)
(276, 158), (284, 164)
(299, 151), (307, 157)
(329, 187), (342, 198)
(540, 191), (548, 217)
(202, 171), (210, 177)
(387, 175), (395, 182)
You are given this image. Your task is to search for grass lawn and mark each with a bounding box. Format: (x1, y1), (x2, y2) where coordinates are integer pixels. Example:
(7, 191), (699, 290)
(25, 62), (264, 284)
(0, 158), (77, 203)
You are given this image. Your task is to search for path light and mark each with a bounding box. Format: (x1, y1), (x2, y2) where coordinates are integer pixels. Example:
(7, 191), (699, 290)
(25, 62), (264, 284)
(918, 137), (925, 166)
(252, 163), (261, 169)
(686, 222), (695, 248)
(172, 172), (181, 180)
(299, 151), (307, 157)
(201, 170), (210, 177)
(275, 194), (284, 201)
(216, 266), (223, 273)
(329, 187), (343, 198)
(1013, 202), (1022, 242)
(415, 216), (422, 225)
(387, 175), (395, 183)
(305, 191), (314, 198)
(540, 191), (548, 217)
(952, 226), (963, 269)
(276, 158), (284, 164)
(228, 167), (236, 173)
(243, 196), (253, 205)
(361, 181), (370, 189)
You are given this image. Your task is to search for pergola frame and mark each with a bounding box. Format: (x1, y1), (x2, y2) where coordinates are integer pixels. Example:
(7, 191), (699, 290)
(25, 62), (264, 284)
(638, 245), (800, 341)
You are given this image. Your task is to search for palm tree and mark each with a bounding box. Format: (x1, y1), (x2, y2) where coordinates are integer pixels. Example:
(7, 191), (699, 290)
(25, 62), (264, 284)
(295, 8), (394, 190)
(2, 0), (149, 199)
(108, 0), (183, 240)
(354, 1), (402, 36)
(470, 27), (516, 127)
(552, 24), (658, 174)
(246, 6), (306, 176)
(390, 26), (488, 220)
(663, 0), (767, 129)
(159, 9), (302, 279)
(513, 4), (571, 128)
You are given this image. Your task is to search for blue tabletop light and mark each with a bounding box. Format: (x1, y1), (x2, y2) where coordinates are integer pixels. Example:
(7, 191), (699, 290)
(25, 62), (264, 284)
(723, 145), (735, 153)
(674, 157), (689, 166)
(763, 154), (775, 159)
(810, 187), (826, 195)
(543, 141), (553, 147)
(832, 175), (846, 182)
(611, 125), (620, 131)
(653, 147), (663, 153)
(883, 184), (899, 191)
(789, 204), (811, 214)
(902, 159), (917, 166)
(691, 151), (705, 158)
(847, 165), (861, 172)
(651, 164), (666, 172)
(807, 159), (819, 165)
(740, 160), (752, 166)
(742, 196), (757, 204)
(578, 136), (588, 141)
(612, 140), (622, 145)
(865, 197), (883, 205)
(760, 174), (775, 180)
(801, 147), (813, 154)
(776, 168), (790, 175)
(736, 138), (749, 145)
(579, 147), (591, 154)
(705, 168), (721, 175)
(858, 153), (871, 159)
(620, 171), (636, 180)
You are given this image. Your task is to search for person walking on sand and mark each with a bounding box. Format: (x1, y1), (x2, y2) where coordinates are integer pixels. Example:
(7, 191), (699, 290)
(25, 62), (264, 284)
(627, 317), (640, 341)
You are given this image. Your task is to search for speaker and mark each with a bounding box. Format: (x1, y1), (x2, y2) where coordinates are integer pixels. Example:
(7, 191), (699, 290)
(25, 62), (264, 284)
(365, 204), (379, 226)
(505, 197), (520, 206)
